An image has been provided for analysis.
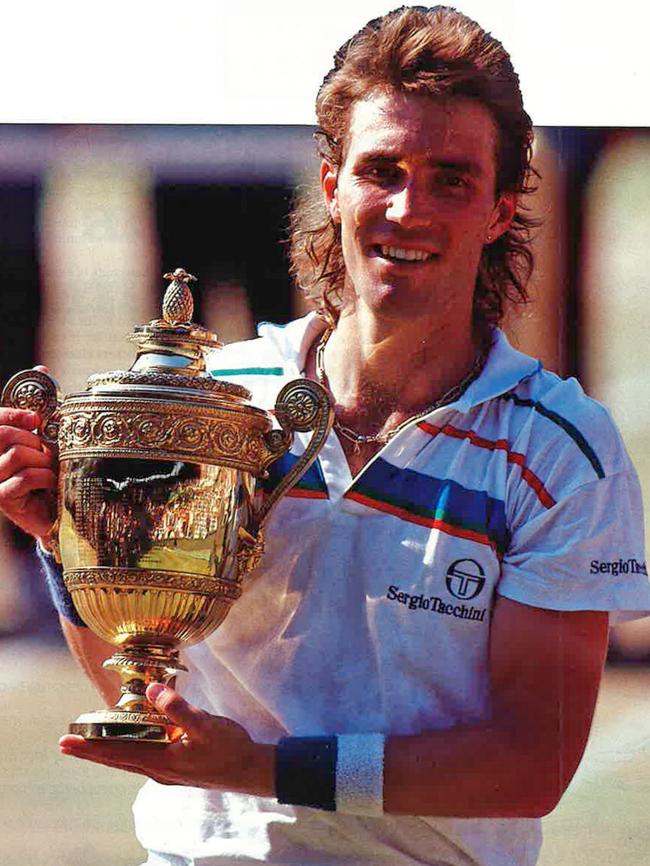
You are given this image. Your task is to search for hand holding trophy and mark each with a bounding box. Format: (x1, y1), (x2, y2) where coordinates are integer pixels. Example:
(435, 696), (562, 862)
(2, 268), (333, 743)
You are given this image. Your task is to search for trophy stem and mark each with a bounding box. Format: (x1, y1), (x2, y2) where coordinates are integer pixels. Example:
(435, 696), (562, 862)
(69, 644), (188, 743)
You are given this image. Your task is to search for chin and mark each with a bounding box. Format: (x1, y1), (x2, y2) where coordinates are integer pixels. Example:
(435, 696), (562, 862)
(367, 287), (437, 320)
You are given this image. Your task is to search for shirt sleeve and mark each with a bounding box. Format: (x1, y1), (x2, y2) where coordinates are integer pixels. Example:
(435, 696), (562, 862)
(498, 470), (650, 624)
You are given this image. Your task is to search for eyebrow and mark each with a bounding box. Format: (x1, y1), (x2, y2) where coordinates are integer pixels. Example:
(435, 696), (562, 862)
(434, 159), (485, 177)
(354, 151), (485, 177)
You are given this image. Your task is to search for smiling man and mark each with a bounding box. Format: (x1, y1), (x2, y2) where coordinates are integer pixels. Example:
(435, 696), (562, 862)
(3, 6), (650, 866)
(314, 88), (515, 481)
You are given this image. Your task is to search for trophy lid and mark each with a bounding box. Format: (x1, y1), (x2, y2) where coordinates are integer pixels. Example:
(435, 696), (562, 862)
(85, 268), (251, 403)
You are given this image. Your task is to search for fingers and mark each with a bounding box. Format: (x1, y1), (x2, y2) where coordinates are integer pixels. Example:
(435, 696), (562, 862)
(57, 705), (262, 792)
(0, 408), (57, 535)
(0, 444), (54, 483)
(0, 408), (40, 432)
(146, 684), (212, 739)
(59, 733), (164, 761)
(0, 470), (57, 537)
(58, 735), (171, 781)
(0, 468), (57, 501)
(0, 415), (50, 466)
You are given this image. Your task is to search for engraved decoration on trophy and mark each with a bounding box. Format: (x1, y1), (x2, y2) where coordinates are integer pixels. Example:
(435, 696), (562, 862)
(2, 268), (333, 743)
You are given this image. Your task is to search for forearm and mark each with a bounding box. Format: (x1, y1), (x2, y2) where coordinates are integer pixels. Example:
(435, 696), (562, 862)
(59, 616), (121, 707)
(383, 721), (561, 818)
(38, 545), (120, 706)
(267, 719), (564, 819)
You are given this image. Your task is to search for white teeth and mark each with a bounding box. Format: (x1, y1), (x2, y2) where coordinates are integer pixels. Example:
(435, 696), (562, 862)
(380, 246), (431, 262)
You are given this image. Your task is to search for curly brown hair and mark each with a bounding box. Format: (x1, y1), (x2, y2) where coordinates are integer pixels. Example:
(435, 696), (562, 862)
(288, 5), (538, 333)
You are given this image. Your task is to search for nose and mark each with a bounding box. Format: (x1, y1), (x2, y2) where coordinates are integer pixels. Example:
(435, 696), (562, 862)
(385, 180), (433, 228)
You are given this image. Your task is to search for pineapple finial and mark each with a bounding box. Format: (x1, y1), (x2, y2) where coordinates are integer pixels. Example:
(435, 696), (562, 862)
(162, 268), (197, 324)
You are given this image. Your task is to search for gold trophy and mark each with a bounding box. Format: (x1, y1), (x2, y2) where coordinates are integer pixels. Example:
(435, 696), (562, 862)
(2, 268), (333, 743)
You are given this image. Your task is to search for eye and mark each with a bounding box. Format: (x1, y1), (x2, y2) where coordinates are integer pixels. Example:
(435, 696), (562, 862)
(438, 172), (466, 188)
(360, 162), (402, 184)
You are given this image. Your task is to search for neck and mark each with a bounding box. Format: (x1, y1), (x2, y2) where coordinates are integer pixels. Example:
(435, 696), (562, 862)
(318, 306), (480, 419)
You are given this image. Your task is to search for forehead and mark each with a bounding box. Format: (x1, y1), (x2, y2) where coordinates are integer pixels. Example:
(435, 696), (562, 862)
(344, 90), (499, 172)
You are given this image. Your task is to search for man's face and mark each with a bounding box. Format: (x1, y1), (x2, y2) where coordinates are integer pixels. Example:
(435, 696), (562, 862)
(321, 90), (515, 324)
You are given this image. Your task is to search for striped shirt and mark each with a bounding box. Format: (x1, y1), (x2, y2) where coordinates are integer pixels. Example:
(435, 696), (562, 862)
(134, 313), (650, 866)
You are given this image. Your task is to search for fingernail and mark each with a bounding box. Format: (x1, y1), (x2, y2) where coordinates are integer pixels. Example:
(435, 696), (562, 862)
(147, 683), (166, 704)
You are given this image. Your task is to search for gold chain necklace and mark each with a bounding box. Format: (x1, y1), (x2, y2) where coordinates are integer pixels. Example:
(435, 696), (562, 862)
(315, 326), (489, 453)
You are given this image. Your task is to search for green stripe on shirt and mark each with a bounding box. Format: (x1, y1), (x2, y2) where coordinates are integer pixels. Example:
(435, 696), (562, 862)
(209, 366), (284, 376)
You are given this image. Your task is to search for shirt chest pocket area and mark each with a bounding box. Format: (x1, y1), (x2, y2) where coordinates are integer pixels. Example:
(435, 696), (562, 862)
(369, 530), (501, 636)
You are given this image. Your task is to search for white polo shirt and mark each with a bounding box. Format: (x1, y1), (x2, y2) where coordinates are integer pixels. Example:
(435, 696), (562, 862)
(134, 314), (650, 866)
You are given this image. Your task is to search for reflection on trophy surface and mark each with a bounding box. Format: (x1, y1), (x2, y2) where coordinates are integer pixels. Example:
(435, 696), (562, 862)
(2, 268), (333, 743)
(60, 458), (248, 639)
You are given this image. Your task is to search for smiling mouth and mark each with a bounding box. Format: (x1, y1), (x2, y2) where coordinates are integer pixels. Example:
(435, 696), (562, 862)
(376, 245), (436, 263)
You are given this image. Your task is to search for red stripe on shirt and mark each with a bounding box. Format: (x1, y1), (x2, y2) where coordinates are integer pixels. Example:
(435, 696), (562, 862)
(286, 488), (329, 500)
(418, 421), (556, 509)
(345, 491), (496, 550)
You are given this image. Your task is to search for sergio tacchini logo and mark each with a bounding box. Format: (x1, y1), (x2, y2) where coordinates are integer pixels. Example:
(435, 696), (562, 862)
(445, 558), (486, 600)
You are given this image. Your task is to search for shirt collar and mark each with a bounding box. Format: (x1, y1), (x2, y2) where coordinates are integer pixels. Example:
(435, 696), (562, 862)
(256, 312), (325, 376)
(452, 329), (542, 413)
(257, 316), (541, 409)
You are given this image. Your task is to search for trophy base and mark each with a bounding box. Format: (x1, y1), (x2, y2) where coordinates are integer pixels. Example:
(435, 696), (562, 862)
(69, 645), (187, 743)
(69, 709), (182, 743)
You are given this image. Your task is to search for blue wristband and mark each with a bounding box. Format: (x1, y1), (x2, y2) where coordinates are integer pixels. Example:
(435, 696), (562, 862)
(275, 734), (386, 814)
(36, 544), (87, 628)
(276, 736), (337, 811)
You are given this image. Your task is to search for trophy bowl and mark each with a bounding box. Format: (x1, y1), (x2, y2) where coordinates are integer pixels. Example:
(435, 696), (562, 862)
(2, 269), (333, 742)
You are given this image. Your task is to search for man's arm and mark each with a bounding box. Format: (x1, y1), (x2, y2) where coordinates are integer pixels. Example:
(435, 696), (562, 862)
(60, 595), (608, 818)
(384, 596), (608, 817)
(0, 406), (122, 704)
(60, 617), (121, 708)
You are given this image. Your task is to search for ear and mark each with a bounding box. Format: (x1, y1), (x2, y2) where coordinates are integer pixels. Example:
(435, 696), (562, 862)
(320, 160), (340, 224)
(485, 192), (517, 244)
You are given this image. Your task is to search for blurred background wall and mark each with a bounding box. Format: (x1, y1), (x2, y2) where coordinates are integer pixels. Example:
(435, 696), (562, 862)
(0, 122), (648, 657)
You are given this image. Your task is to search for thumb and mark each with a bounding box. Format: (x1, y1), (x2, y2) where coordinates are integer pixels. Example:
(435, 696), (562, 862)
(146, 683), (208, 735)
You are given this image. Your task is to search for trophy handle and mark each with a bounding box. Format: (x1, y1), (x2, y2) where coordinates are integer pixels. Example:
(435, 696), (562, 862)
(1, 368), (62, 448)
(237, 379), (333, 575)
(257, 378), (334, 530)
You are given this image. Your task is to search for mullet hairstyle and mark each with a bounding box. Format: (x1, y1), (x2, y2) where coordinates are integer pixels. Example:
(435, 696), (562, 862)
(288, 5), (538, 334)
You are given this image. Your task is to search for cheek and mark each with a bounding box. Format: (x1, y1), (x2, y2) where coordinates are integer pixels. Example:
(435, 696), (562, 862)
(450, 209), (494, 247)
(340, 202), (381, 259)
(339, 222), (362, 274)
(341, 187), (385, 230)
